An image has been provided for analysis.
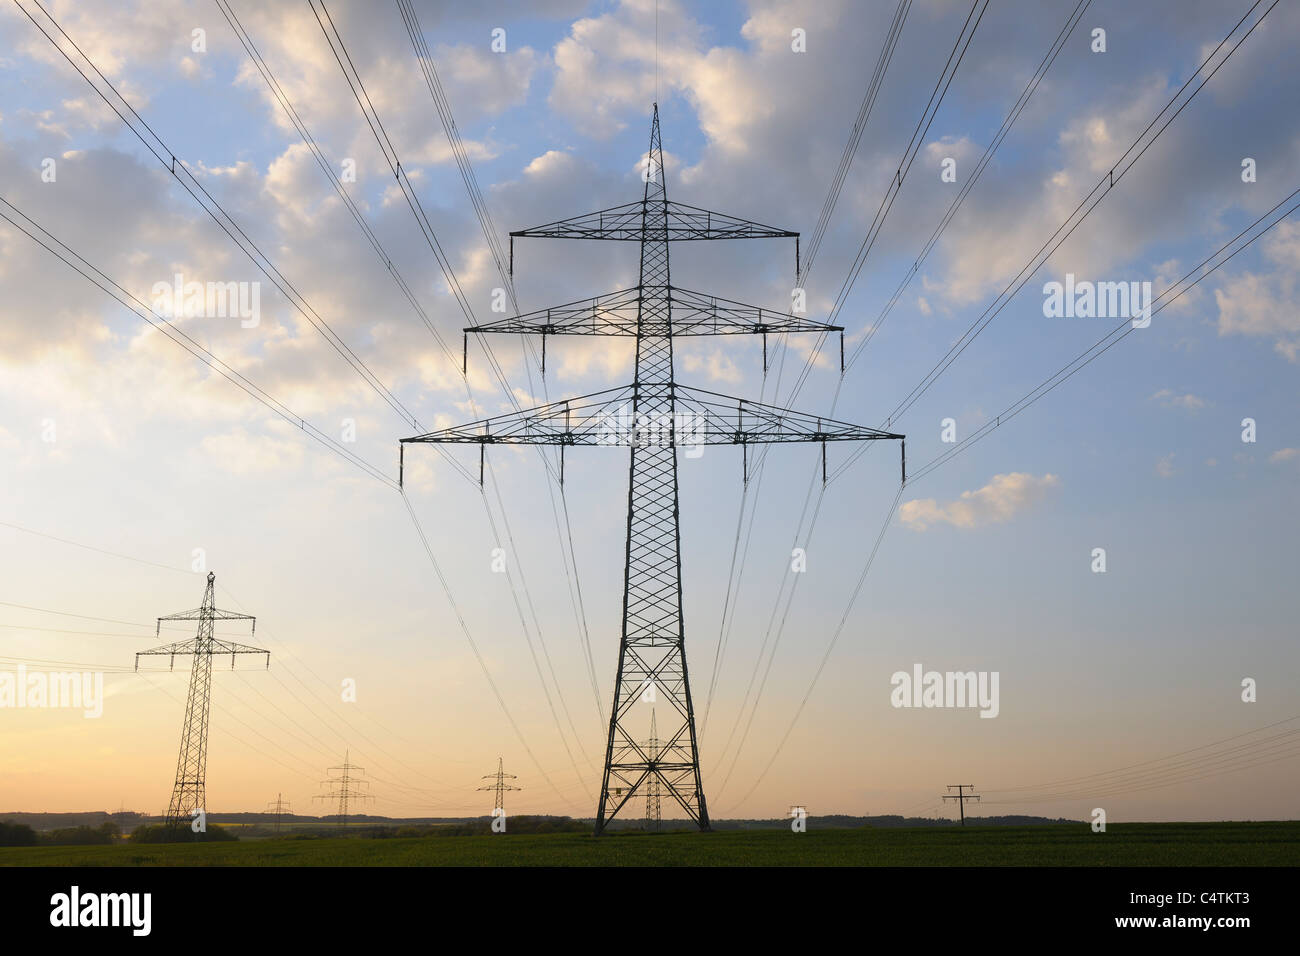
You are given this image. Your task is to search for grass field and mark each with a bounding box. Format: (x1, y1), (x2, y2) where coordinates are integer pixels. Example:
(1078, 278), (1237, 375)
(1, 821), (1296, 866)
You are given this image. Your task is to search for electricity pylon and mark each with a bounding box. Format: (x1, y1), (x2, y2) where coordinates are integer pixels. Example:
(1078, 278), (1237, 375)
(314, 751), (372, 827)
(645, 709), (661, 830)
(266, 793), (291, 833)
(478, 756), (522, 815)
(943, 784), (981, 826)
(402, 105), (905, 834)
(135, 571), (269, 828)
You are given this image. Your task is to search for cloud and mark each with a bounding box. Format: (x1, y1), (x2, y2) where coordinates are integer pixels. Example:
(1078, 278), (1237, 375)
(899, 472), (1060, 531)
(433, 42), (540, 117)
(1156, 453), (1177, 478)
(1150, 388), (1208, 411)
(1214, 221), (1300, 362)
(1269, 447), (1300, 463)
(196, 428), (305, 476)
(681, 346), (742, 384)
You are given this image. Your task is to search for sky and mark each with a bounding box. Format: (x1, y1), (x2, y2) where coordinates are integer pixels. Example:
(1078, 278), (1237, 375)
(1, 0), (1298, 824)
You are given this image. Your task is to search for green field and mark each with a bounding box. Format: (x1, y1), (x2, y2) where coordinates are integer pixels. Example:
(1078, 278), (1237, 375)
(1, 821), (1296, 866)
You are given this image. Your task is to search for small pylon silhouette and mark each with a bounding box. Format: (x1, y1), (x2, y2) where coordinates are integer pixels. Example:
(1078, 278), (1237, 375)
(314, 751), (373, 827)
(478, 756), (521, 817)
(266, 793), (291, 833)
(645, 709), (662, 830)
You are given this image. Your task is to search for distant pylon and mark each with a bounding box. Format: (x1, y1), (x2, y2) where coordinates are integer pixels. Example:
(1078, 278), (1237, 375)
(314, 751), (372, 827)
(478, 756), (521, 817)
(943, 784), (981, 826)
(645, 710), (661, 830)
(135, 571), (269, 829)
(266, 792), (291, 833)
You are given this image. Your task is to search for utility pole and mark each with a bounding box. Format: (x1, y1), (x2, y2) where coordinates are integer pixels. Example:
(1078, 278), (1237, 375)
(314, 752), (372, 827)
(478, 756), (521, 817)
(266, 793), (291, 833)
(135, 571), (269, 830)
(401, 105), (905, 835)
(943, 784), (981, 826)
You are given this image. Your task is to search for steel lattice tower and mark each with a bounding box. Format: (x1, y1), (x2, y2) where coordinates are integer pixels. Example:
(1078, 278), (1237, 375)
(402, 105), (904, 833)
(645, 709), (662, 830)
(135, 571), (269, 828)
(314, 751), (373, 826)
(478, 756), (522, 815)
(266, 793), (291, 833)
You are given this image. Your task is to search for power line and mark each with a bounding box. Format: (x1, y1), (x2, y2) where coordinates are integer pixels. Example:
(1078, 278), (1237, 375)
(703, 1), (987, 769)
(214, 1), (601, 747)
(394, 0), (517, 311)
(844, 0), (1093, 371)
(211, 0), (465, 378)
(12, 0), (427, 434)
(10, 0), (588, 806)
(986, 715), (1300, 796)
(399, 490), (581, 810)
(750, 0), (1281, 619)
(0, 519), (508, 802)
(798, 0), (911, 287)
(0, 196), (401, 488)
(897, 183), (1300, 485)
(881, 0), (1279, 427)
(726, 181), (1300, 812)
(713, 2), (1096, 669)
(307, 0), (603, 776)
(827, 0), (987, 332)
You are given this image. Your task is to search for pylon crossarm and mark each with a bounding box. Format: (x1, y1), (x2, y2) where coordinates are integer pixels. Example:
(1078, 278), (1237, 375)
(467, 284), (840, 338)
(667, 286), (841, 335)
(402, 385), (631, 445)
(509, 200), (795, 243)
(510, 200), (644, 241)
(135, 638), (270, 671)
(467, 287), (641, 336)
(673, 385), (904, 443)
(401, 384), (902, 448)
(155, 607), (255, 635)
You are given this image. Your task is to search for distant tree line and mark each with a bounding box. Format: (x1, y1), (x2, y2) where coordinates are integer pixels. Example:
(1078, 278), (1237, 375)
(0, 819), (120, 846)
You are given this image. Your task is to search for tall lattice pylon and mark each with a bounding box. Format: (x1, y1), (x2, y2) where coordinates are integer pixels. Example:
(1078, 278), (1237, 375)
(135, 571), (269, 828)
(402, 105), (904, 833)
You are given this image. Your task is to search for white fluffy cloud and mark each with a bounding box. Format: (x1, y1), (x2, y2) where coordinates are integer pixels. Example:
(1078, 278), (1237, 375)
(1151, 388), (1208, 411)
(1214, 221), (1300, 362)
(899, 472), (1059, 531)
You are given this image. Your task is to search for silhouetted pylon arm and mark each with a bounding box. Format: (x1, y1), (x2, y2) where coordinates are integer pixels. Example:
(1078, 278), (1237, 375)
(402, 384), (902, 448)
(466, 285), (840, 338)
(510, 199), (797, 243)
(135, 638), (271, 672)
(154, 607), (256, 634)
